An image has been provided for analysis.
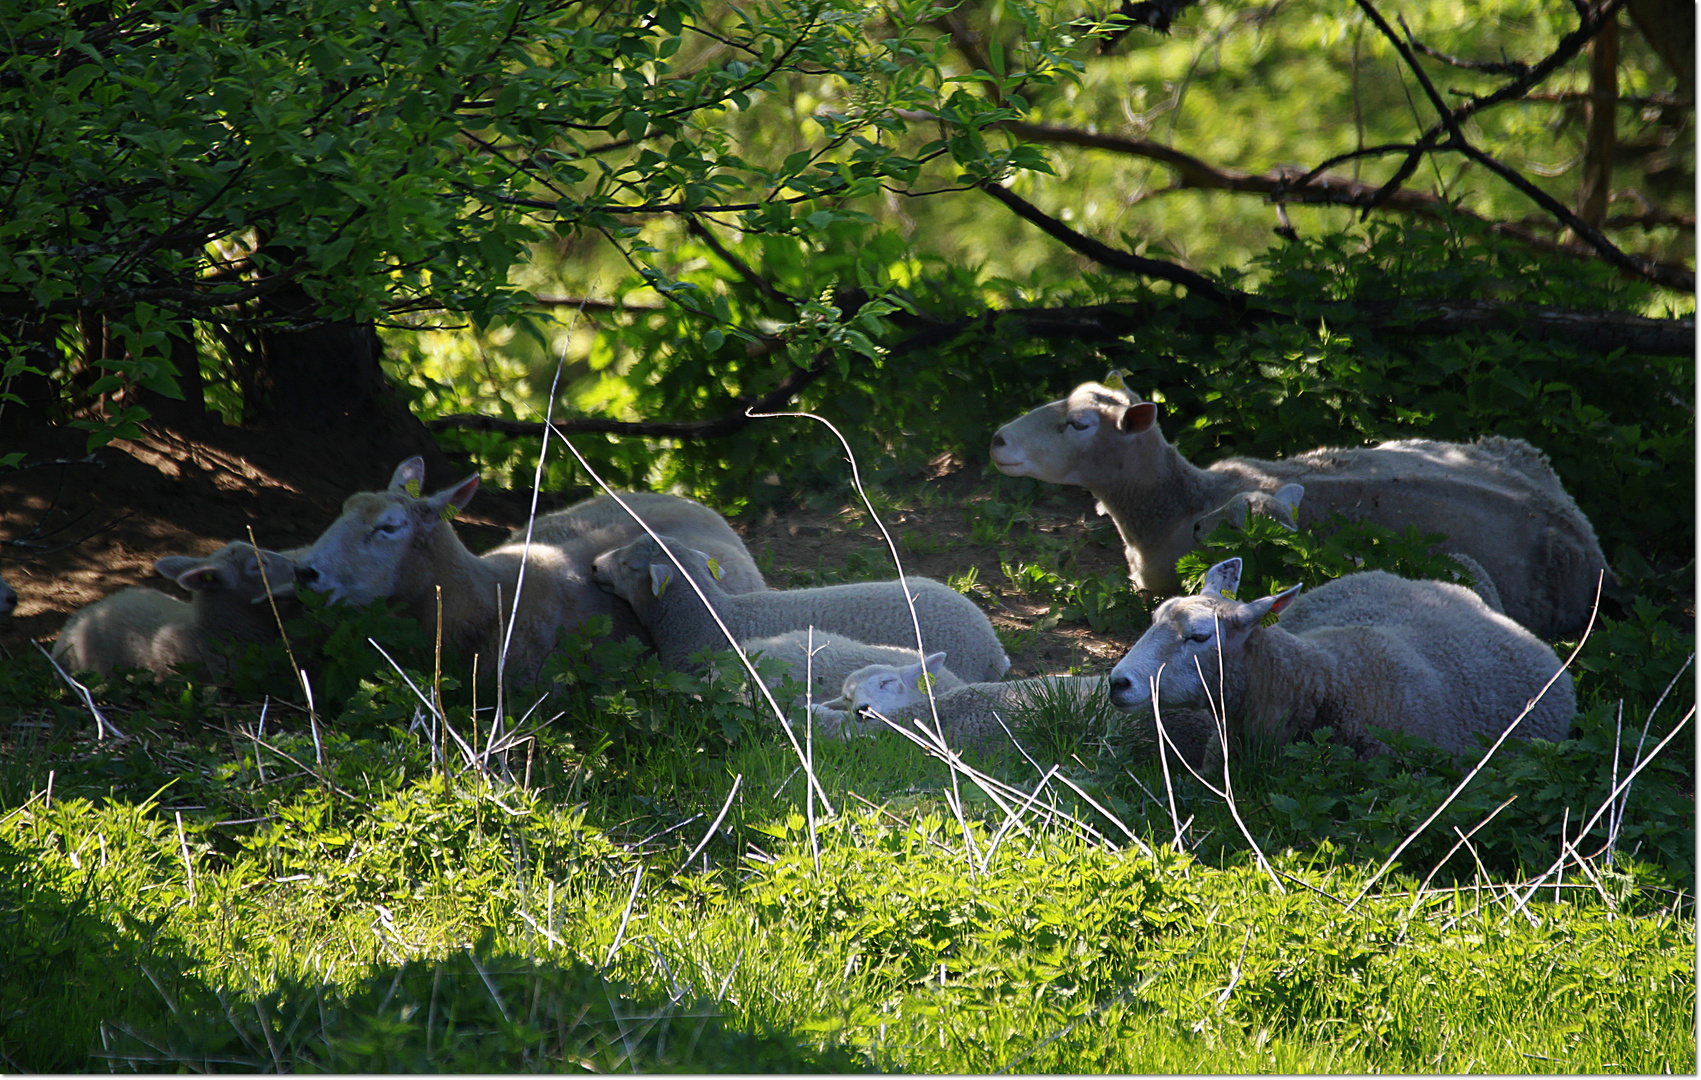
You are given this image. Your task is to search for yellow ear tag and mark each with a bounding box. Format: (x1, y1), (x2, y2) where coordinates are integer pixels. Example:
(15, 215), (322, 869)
(706, 557), (723, 581)
(405, 480), (423, 497)
(915, 671), (934, 694)
(1102, 369), (1131, 393)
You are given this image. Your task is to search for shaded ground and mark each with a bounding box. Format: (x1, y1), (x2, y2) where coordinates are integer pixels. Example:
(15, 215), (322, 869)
(1, 420), (1139, 677)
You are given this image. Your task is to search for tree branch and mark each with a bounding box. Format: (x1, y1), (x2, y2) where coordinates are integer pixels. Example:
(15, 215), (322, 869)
(977, 180), (1247, 309)
(425, 353), (835, 441)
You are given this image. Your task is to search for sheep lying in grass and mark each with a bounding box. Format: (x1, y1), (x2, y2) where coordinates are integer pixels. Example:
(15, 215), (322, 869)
(511, 490), (766, 594)
(0, 573), (14, 618)
(291, 459), (764, 684)
(592, 534), (1011, 683)
(52, 542), (296, 679)
(1192, 483), (1305, 540)
(1107, 557), (1574, 761)
(1190, 483), (1504, 613)
(992, 376), (1610, 638)
(814, 654), (1107, 750)
(741, 633), (969, 704)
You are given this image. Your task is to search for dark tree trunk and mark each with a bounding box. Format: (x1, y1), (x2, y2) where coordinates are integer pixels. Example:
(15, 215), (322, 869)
(240, 257), (462, 475)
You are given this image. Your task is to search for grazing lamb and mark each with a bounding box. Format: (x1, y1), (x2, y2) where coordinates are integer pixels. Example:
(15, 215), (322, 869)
(52, 542), (297, 679)
(740, 633), (968, 704)
(592, 534), (1011, 682)
(991, 376), (1610, 638)
(1107, 557), (1574, 761)
(816, 655), (1106, 750)
(0, 573), (15, 618)
(290, 458), (764, 684)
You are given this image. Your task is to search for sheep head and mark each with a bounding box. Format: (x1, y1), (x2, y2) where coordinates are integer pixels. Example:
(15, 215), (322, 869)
(293, 456), (479, 606)
(592, 533), (723, 606)
(989, 376), (1161, 486)
(1108, 558), (1300, 713)
(823, 652), (950, 716)
(156, 542), (297, 605)
(1192, 483), (1304, 540)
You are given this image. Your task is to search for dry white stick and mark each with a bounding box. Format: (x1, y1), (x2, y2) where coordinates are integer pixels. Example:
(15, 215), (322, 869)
(667, 774), (743, 886)
(1346, 582), (1604, 913)
(1401, 795), (1517, 925)
(604, 863), (645, 969)
(175, 811), (196, 903)
(1500, 704), (1693, 926)
(752, 407), (981, 872)
(553, 438), (836, 818)
(34, 641), (124, 741)
(1190, 647), (1284, 894)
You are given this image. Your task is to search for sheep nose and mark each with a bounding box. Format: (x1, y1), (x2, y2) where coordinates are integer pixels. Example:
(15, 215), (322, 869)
(295, 564), (320, 587)
(1108, 674), (1131, 696)
(991, 432), (1006, 449)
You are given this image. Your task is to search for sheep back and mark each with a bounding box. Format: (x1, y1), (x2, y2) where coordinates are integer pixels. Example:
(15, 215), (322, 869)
(597, 535), (1010, 682)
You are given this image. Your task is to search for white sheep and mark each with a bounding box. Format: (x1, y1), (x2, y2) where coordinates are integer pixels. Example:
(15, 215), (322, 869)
(1189, 483), (1503, 613)
(592, 534), (1012, 683)
(1191, 483), (1305, 540)
(0, 572), (15, 618)
(511, 491), (766, 593)
(1107, 557), (1574, 760)
(290, 458), (764, 684)
(816, 655), (1107, 750)
(991, 376), (1610, 638)
(740, 633), (968, 704)
(52, 542), (297, 679)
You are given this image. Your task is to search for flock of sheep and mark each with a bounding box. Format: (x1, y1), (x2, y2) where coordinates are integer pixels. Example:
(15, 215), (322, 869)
(32, 372), (1609, 767)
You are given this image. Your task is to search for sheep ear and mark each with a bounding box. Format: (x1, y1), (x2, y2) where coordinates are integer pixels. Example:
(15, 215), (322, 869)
(389, 456), (427, 495)
(648, 562), (674, 598)
(1201, 557), (1242, 600)
(1268, 581), (1303, 615)
(154, 555), (200, 581)
(1273, 483), (1304, 528)
(172, 563), (233, 592)
(924, 652), (948, 675)
(1117, 401), (1157, 434)
(423, 474), (479, 524)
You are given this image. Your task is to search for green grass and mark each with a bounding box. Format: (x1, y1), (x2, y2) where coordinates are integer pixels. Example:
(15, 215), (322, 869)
(1, 476), (1693, 1072)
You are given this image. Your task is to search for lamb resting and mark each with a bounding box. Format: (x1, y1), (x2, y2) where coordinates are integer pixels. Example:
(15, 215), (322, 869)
(53, 542), (297, 679)
(1107, 557), (1574, 760)
(592, 534), (1011, 683)
(291, 458), (764, 684)
(817, 655), (1106, 750)
(991, 377), (1610, 638)
(741, 633), (969, 705)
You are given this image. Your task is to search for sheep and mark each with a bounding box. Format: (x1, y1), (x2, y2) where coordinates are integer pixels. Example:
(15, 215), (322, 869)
(1191, 483), (1305, 540)
(510, 491), (766, 593)
(592, 534), (1012, 683)
(739, 633), (968, 704)
(1190, 483), (1504, 613)
(991, 376), (1611, 638)
(815, 655), (1107, 750)
(52, 542), (297, 679)
(290, 458), (764, 684)
(0, 573), (15, 618)
(1106, 557), (1575, 762)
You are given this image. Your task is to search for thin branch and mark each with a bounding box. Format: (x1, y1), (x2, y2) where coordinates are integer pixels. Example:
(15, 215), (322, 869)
(978, 180), (1246, 308)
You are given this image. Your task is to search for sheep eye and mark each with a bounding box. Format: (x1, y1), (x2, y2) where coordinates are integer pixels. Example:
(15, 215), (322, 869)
(1065, 418), (1091, 431)
(375, 522), (403, 538)
(1186, 632), (1212, 644)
